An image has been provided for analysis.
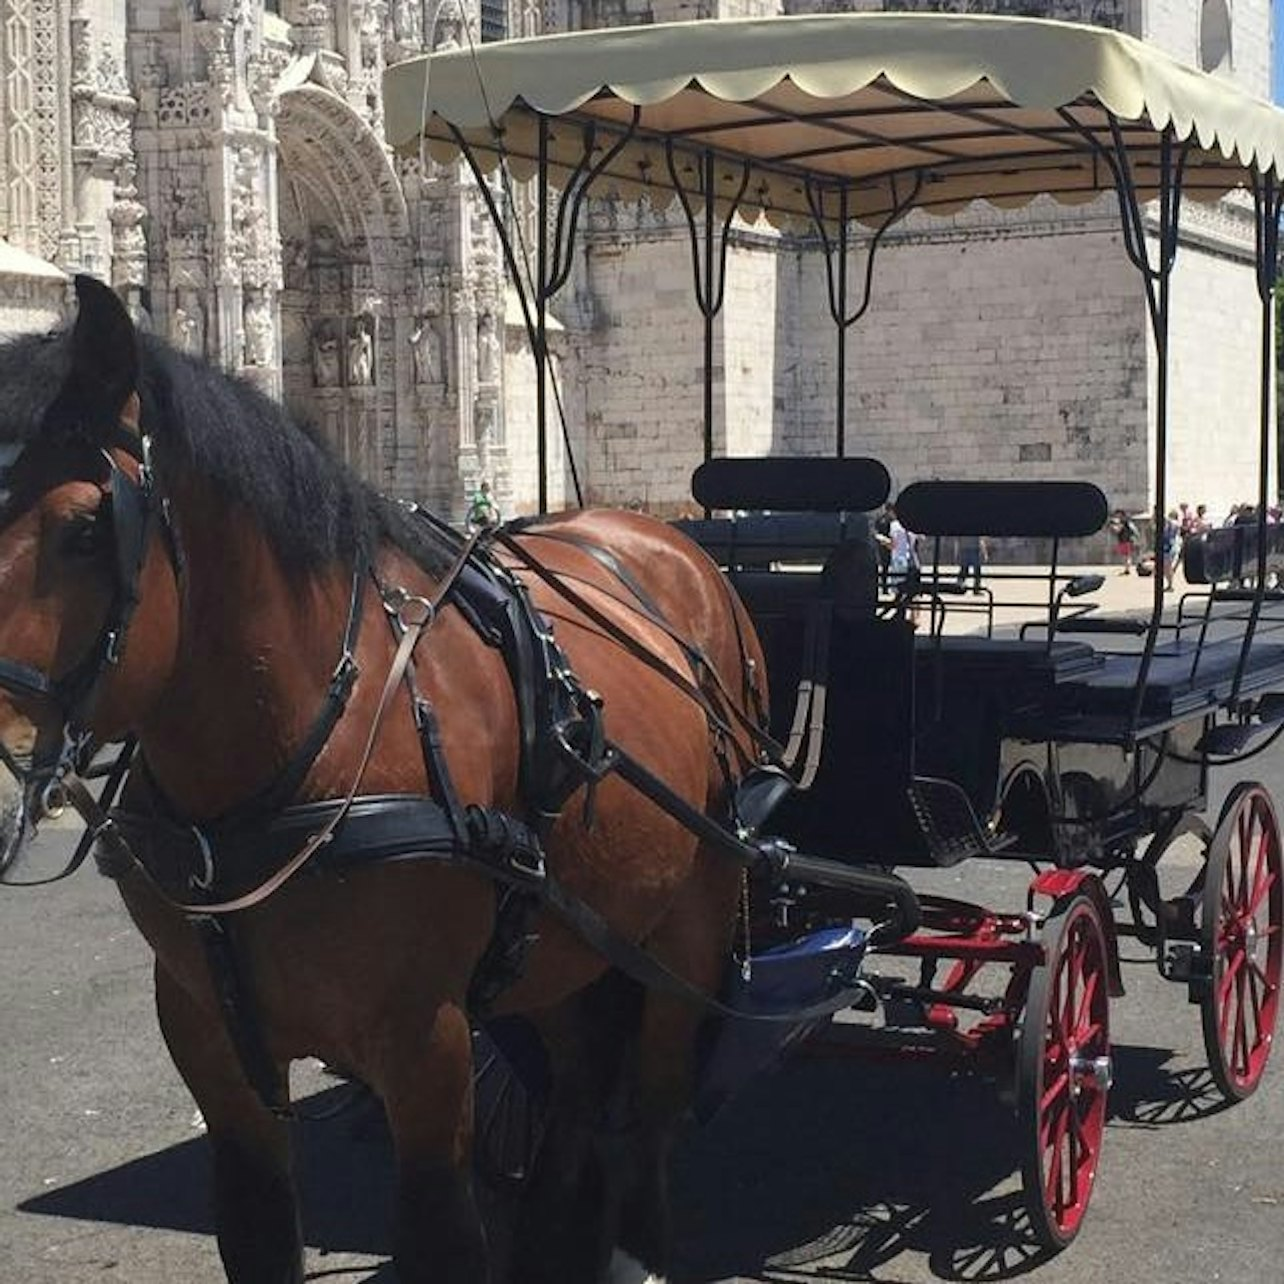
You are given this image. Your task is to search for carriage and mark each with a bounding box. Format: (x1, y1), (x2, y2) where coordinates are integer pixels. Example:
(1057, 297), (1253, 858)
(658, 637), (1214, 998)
(1, 14), (1282, 1284)
(383, 12), (1284, 1251)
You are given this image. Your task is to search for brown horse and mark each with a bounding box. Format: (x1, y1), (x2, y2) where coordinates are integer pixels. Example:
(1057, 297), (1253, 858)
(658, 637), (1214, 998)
(0, 277), (767, 1283)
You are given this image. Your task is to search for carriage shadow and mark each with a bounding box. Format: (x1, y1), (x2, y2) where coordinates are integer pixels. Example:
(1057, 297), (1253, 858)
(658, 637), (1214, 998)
(671, 1038), (1219, 1283)
(17, 1039), (1212, 1281)
(672, 1056), (1046, 1282)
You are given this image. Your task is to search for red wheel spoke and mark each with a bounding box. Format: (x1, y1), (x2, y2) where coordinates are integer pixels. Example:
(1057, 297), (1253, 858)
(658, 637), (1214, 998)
(1247, 956), (1278, 996)
(1073, 970), (1101, 1035)
(1246, 865), (1278, 919)
(1233, 970), (1250, 1073)
(1041, 1067), (1070, 1114)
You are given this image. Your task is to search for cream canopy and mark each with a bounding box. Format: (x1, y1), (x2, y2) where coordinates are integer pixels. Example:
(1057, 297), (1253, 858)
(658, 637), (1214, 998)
(383, 13), (1284, 227)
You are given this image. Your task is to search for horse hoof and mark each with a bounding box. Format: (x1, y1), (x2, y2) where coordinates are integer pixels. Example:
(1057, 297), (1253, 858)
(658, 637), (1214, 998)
(606, 1249), (666, 1284)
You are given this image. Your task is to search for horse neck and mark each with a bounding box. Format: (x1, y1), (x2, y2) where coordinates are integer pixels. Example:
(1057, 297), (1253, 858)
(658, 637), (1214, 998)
(137, 477), (360, 820)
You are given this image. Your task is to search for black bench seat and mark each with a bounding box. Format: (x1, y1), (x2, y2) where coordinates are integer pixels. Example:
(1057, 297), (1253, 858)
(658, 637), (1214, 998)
(915, 636), (1102, 683)
(1008, 635), (1284, 744)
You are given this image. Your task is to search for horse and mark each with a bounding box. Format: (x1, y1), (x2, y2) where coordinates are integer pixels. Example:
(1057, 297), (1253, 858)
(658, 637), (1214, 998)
(0, 276), (769, 1284)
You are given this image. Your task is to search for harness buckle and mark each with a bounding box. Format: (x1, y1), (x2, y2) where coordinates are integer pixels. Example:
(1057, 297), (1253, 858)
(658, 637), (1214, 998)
(505, 843), (546, 884)
(105, 630), (122, 665)
(330, 651), (359, 699)
(382, 585), (435, 632)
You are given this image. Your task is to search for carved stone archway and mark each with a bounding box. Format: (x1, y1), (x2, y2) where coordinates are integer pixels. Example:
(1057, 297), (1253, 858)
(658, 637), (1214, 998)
(275, 74), (412, 485)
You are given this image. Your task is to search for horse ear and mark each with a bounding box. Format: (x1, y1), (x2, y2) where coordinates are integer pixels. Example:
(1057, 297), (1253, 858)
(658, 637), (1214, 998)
(59, 275), (140, 429)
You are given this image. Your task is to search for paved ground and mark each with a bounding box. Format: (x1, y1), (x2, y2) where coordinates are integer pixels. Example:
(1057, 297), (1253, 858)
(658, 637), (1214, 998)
(2, 564), (1283, 1282)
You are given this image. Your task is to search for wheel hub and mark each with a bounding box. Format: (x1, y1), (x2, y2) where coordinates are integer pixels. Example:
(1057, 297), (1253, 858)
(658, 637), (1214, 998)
(1070, 1053), (1113, 1093)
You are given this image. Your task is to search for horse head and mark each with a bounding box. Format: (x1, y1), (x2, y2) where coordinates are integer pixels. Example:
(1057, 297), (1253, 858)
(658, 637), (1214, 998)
(0, 276), (179, 874)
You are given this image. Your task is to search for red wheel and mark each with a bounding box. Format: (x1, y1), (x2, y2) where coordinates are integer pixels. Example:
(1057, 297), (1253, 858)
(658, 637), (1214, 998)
(1017, 894), (1112, 1250)
(1199, 782), (1283, 1102)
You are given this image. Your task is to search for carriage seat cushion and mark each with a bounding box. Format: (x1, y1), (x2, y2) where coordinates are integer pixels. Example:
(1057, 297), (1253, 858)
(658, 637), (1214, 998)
(1064, 636), (1284, 720)
(915, 636), (1100, 681)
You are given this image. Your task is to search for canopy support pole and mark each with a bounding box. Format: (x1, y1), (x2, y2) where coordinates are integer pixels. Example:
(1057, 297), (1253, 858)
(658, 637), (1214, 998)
(667, 143), (750, 495)
(452, 111), (639, 512)
(1228, 171), (1284, 704)
(1072, 115), (1187, 738)
(807, 174), (922, 458)
(535, 120), (550, 513)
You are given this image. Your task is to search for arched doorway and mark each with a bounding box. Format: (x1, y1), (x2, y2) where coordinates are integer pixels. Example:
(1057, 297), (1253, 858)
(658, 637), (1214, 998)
(275, 76), (412, 486)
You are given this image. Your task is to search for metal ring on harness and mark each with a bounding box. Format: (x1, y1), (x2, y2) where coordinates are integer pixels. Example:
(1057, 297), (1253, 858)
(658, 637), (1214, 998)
(382, 585), (436, 631)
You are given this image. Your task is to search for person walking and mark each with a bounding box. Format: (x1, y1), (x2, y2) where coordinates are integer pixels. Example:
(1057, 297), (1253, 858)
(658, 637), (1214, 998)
(1109, 509), (1139, 574)
(957, 534), (988, 595)
(873, 503), (893, 592)
(1161, 509), (1181, 592)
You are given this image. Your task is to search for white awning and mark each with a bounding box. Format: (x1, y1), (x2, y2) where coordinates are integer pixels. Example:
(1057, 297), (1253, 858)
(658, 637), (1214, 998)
(383, 14), (1284, 227)
(0, 239), (67, 280)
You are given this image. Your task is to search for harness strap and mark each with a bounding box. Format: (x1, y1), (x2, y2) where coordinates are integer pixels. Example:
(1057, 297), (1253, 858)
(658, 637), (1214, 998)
(139, 562), (367, 836)
(511, 528), (781, 764)
(192, 914), (290, 1116)
(523, 528), (769, 735)
(81, 531), (483, 918)
(0, 658), (51, 700)
(780, 601), (832, 790)
(495, 530), (768, 766)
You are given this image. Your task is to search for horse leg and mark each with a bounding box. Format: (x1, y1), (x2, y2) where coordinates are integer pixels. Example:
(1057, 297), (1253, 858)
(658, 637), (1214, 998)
(604, 993), (703, 1284)
(154, 961), (303, 1284)
(610, 854), (740, 1284)
(507, 972), (643, 1284)
(376, 998), (490, 1283)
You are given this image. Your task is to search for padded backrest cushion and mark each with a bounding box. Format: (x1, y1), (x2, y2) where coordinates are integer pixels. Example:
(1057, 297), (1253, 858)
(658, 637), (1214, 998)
(896, 480), (1108, 537)
(692, 456), (891, 514)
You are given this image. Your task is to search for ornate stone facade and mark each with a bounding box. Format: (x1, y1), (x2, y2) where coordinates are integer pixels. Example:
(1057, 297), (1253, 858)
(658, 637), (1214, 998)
(0, 0), (1274, 522)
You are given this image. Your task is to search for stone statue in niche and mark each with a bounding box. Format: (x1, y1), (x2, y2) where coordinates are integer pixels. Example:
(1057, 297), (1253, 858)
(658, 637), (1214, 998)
(243, 293), (274, 367)
(172, 290), (205, 356)
(409, 317), (443, 386)
(477, 309), (498, 385)
(393, 0), (422, 43)
(348, 319), (375, 386)
(312, 323), (342, 388)
(474, 402), (496, 445)
(434, 9), (462, 49)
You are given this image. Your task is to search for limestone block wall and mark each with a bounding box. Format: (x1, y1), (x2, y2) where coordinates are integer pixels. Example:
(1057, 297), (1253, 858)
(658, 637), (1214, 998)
(783, 198), (1151, 512)
(722, 236), (784, 459)
(503, 325), (571, 516)
(575, 223), (710, 512)
(1160, 229), (1267, 520)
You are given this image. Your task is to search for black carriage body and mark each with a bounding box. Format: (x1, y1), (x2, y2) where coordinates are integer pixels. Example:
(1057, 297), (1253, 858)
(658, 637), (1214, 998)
(687, 469), (1210, 871)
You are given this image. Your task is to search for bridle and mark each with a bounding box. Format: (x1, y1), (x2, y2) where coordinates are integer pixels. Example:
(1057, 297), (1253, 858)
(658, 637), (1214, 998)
(0, 411), (162, 823)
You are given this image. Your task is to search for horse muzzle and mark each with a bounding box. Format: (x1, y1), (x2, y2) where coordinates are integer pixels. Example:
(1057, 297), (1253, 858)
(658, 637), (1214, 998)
(0, 729), (75, 882)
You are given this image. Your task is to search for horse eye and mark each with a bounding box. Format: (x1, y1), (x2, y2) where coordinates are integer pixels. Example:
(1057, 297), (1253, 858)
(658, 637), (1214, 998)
(61, 512), (106, 558)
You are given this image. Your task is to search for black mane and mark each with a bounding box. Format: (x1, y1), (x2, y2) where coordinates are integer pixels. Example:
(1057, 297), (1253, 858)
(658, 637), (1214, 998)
(0, 325), (454, 576)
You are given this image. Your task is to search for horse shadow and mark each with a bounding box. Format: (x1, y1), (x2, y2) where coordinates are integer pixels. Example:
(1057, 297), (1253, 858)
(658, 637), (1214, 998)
(17, 1039), (1215, 1282)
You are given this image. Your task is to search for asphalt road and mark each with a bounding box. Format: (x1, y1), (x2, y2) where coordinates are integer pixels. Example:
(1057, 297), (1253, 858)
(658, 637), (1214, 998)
(3, 791), (1282, 1284)
(2, 568), (1283, 1282)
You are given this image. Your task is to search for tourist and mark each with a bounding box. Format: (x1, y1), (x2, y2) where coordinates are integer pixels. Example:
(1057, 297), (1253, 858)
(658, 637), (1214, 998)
(1109, 509), (1139, 574)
